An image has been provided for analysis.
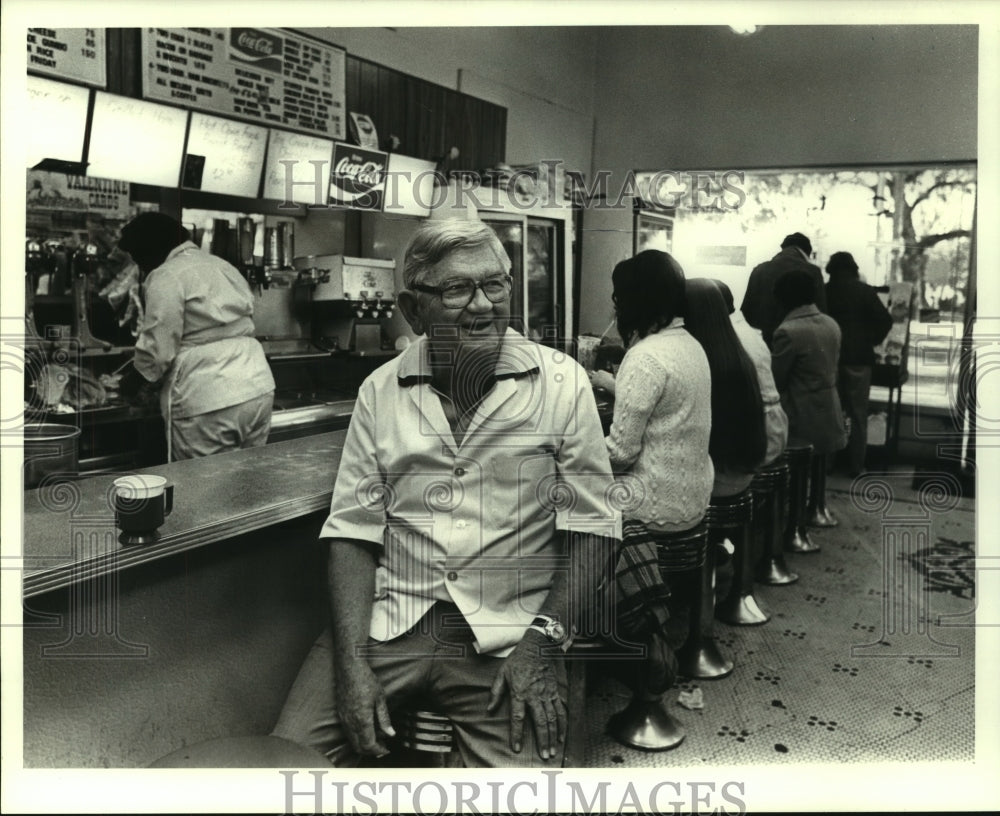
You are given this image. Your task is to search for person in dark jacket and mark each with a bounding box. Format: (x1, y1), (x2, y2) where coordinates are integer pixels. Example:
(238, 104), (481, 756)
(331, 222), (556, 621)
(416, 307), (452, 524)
(824, 251), (893, 476)
(742, 232), (827, 347)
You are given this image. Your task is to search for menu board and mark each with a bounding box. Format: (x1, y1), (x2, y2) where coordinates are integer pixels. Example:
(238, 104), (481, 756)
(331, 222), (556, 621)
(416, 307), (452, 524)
(25, 76), (90, 168)
(183, 112), (267, 197)
(263, 129), (334, 204)
(87, 92), (189, 187)
(141, 28), (346, 140)
(27, 28), (107, 87)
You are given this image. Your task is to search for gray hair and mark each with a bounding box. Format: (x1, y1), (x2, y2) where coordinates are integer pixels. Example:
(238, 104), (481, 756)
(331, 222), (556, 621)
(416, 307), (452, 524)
(402, 219), (510, 288)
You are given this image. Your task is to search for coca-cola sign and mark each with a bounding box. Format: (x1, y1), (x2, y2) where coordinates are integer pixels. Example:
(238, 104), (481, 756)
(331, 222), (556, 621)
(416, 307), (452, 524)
(329, 143), (387, 211)
(229, 28), (282, 74)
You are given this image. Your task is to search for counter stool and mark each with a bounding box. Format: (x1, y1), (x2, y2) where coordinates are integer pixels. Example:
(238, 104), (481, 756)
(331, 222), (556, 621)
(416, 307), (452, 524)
(752, 459), (799, 585)
(383, 705), (462, 768)
(384, 635), (599, 767)
(663, 521), (734, 680)
(604, 524), (711, 751)
(711, 489), (770, 626)
(149, 735), (332, 768)
(807, 451), (838, 527)
(783, 445), (820, 554)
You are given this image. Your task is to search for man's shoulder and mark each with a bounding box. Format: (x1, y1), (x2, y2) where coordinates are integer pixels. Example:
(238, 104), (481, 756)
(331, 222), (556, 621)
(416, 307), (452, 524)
(361, 348), (412, 391)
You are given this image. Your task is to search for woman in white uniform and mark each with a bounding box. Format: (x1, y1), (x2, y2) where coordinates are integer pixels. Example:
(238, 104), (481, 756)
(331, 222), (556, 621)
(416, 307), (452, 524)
(118, 213), (275, 461)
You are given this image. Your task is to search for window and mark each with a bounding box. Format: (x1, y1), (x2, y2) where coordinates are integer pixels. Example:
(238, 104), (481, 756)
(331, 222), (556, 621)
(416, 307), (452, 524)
(667, 164), (977, 412)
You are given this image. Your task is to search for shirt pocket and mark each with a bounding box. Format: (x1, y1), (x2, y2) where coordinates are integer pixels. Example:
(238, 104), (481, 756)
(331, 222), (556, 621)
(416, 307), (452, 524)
(489, 451), (558, 531)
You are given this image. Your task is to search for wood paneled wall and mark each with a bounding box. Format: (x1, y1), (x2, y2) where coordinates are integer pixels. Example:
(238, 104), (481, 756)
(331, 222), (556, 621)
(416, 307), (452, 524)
(102, 28), (507, 176)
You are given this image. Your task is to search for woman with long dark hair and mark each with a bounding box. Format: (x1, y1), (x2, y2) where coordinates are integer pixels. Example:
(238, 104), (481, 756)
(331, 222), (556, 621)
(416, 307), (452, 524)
(599, 250), (714, 719)
(683, 278), (767, 496)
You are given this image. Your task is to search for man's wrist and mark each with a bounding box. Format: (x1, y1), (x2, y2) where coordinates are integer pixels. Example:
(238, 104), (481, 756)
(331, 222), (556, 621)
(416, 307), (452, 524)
(527, 614), (567, 645)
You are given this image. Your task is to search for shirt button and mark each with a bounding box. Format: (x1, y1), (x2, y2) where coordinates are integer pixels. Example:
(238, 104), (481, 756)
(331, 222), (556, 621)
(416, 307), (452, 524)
(447, 571), (458, 581)
(454, 467), (466, 477)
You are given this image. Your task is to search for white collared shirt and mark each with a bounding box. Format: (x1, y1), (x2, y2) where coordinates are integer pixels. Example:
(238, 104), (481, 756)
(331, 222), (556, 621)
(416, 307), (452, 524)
(321, 329), (621, 656)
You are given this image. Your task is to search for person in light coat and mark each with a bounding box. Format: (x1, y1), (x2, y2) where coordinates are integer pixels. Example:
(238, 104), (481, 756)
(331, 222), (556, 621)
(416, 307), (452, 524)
(771, 268), (847, 527)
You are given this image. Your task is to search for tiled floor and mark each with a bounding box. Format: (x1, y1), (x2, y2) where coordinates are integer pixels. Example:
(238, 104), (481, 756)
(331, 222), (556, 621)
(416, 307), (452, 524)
(582, 468), (977, 767)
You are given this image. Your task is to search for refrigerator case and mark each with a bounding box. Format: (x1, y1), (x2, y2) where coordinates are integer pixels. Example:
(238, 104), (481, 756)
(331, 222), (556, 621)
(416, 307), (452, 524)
(479, 212), (570, 347)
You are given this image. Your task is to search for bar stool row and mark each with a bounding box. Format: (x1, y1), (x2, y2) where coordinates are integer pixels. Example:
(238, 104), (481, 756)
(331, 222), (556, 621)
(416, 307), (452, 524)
(387, 444), (831, 764)
(607, 443), (830, 752)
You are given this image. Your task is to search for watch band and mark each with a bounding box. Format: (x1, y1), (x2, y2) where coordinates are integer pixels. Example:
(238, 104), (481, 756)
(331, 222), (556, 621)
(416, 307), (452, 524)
(528, 614), (566, 643)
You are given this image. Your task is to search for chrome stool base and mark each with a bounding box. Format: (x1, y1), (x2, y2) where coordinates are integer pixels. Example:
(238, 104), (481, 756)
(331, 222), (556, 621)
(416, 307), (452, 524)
(709, 489), (769, 629)
(807, 507), (838, 528)
(717, 592), (770, 626)
(607, 694), (686, 752)
(757, 556), (799, 585)
(751, 461), (799, 585)
(678, 640), (734, 679)
(787, 526), (821, 554)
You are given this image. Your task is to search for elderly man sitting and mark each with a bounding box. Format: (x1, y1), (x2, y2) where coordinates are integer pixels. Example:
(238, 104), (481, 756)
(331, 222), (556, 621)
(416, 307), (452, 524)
(272, 219), (619, 767)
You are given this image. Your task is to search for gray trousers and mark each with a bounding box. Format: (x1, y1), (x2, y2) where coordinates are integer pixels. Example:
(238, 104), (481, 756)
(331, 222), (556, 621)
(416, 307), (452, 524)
(271, 602), (567, 768)
(837, 365), (872, 473)
(170, 391), (274, 461)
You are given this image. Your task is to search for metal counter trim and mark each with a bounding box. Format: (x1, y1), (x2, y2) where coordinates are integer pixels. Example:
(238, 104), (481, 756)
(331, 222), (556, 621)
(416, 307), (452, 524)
(22, 430), (347, 599)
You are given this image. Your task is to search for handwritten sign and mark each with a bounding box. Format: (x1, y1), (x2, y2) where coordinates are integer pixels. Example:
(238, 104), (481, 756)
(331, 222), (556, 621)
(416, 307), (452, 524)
(25, 76), (90, 168)
(27, 27), (106, 87)
(263, 129), (334, 204)
(183, 112), (267, 197)
(87, 91), (189, 187)
(141, 28), (346, 140)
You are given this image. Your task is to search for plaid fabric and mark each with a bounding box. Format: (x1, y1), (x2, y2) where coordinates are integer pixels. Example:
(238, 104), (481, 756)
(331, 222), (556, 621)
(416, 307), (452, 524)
(614, 519), (673, 641)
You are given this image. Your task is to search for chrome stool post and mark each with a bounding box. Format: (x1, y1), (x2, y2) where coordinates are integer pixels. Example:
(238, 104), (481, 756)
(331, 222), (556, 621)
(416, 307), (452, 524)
(669, 522), (734, 679)
(713, 489), (771, 625)
(784, 445), (820, 554)
(753, 460), (799, 585)
(807, 451), (838, 527)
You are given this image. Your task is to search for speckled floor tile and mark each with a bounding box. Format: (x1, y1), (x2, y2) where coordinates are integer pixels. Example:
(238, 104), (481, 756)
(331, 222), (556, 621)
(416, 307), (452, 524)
(580, 468), (976, 767)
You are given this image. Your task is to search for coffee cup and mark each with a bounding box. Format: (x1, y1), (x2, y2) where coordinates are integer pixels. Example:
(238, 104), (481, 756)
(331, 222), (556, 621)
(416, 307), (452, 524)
(113, 475), (174, 546)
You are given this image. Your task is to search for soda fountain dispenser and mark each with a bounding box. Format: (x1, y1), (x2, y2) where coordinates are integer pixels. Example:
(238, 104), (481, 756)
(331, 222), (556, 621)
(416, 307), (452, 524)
(292, 254), (396, 355)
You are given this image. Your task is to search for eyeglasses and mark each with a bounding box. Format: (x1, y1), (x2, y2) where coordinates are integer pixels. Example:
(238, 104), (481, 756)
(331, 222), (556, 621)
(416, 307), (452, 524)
(411, 274), (513, 309)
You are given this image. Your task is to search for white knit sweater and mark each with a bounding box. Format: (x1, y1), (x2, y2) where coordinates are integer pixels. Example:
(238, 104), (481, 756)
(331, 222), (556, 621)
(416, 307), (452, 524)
(605, 321), (714, 531)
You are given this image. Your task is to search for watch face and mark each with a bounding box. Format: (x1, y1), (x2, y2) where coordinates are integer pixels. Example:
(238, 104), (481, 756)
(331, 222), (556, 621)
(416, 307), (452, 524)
(546, 620), (566, 642)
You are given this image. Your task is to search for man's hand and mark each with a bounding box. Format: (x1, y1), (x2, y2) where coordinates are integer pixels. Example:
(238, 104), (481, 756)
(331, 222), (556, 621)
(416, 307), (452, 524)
(335, 660), (396, 758)
(486, 634), (566, 760)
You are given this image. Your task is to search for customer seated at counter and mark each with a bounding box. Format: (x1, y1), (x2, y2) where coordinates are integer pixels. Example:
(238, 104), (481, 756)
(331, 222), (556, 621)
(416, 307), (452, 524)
(715, 280), (789, 471)
(595, 250), (714, 694)
(117, 213), (275, 461)
(271, 218), (619, 768)
(683, 278), (767, 499)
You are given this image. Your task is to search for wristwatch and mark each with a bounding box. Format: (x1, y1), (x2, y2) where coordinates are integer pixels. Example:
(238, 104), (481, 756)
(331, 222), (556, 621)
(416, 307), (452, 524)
(528, 614), (567, 644)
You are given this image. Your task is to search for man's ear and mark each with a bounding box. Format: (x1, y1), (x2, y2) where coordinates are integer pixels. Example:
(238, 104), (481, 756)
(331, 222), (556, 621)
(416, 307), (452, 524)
(397, 290), (425, 336)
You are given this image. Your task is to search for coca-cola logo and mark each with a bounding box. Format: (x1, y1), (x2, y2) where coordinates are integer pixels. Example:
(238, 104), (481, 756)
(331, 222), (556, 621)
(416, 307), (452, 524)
(330, 144), (388, 210)
(237, 31), (275, 56)
(335, 156), (385, 189)
(229, 28), (282, 72)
